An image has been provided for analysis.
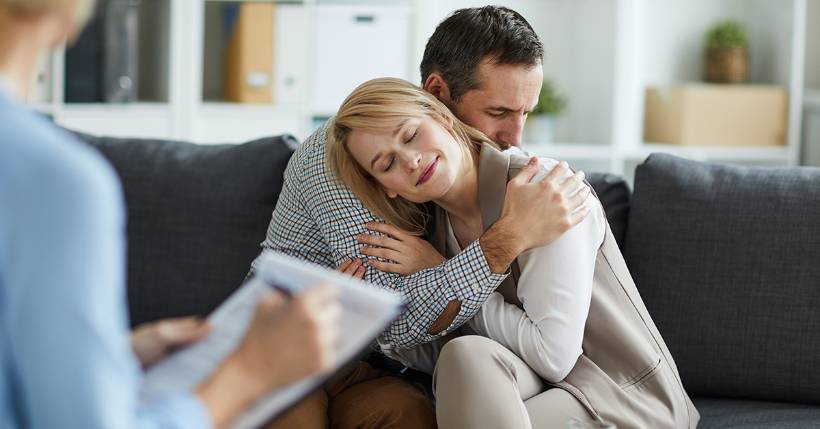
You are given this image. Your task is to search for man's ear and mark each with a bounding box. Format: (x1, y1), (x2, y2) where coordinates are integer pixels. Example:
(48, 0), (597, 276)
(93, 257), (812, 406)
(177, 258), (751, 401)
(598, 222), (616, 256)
(423, 72), (453, 106)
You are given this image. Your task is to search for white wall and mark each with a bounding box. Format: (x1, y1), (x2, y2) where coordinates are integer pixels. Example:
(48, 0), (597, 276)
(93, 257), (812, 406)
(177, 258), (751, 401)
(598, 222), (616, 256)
(802, 0), (820, 166)
(642, 0), (795, 86)
(413, 0), (615, 145)
(806, 0), (820, 89)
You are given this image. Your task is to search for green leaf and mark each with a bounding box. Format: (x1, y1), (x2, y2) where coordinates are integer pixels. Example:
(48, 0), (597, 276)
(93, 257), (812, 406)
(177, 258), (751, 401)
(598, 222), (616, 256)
(706, 20), (748, 49)
(532, 78), (567, 116)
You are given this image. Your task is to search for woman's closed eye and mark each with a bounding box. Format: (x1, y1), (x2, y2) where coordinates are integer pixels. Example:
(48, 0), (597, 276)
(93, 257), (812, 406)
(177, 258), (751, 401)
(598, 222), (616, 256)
(405, 129), (418, 144)
(382, 130), (417, 171)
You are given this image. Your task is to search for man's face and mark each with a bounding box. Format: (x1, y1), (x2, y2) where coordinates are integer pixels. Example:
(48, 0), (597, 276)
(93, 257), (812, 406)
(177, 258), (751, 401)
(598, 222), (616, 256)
(447, 60), (543, 147)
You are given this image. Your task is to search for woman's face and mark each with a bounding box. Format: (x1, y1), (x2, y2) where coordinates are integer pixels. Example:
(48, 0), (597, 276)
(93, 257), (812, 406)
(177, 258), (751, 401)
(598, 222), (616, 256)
(345, 115), (464, 204)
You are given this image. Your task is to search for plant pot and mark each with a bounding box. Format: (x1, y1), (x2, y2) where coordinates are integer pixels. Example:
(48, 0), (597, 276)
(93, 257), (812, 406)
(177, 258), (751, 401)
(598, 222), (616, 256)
(524, 115), (557, 145)
(705, 46), (748, 83)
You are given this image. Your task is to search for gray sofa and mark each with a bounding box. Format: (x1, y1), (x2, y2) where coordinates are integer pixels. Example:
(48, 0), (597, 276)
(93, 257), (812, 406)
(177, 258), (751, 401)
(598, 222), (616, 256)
(79, 132), (820, 428)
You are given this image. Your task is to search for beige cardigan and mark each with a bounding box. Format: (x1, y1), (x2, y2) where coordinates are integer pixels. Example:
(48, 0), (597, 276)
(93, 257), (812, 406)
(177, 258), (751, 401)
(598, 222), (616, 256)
(424, 144), (700, 429)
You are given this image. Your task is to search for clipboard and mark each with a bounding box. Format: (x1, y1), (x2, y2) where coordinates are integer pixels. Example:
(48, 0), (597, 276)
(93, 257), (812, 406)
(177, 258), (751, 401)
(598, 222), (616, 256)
(139, 251), (404, 429)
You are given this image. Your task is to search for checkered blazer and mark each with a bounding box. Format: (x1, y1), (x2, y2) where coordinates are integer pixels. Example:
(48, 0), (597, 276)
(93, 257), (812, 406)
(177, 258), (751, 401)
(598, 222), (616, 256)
(250, 120), (507, 351)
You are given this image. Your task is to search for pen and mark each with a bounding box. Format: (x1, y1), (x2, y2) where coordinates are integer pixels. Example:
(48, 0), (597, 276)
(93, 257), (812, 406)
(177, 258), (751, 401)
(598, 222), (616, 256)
(269, 281), (299, 298)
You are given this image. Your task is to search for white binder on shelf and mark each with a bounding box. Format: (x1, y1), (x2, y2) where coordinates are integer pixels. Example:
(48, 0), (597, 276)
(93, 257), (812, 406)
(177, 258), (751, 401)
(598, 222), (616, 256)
(310, 4), (412, 115)
(275, 3), (309, 106)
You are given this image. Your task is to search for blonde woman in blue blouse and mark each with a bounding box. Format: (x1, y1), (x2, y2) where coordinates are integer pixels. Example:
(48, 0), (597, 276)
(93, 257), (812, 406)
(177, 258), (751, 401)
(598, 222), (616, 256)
(326, 77), (699, 429)
(0, 2), (340, 428)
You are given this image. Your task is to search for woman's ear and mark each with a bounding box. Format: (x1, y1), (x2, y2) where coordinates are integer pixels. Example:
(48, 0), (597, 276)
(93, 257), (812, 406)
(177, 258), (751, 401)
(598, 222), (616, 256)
(423, 72), (453, 106)
(386, 190), (399, 199)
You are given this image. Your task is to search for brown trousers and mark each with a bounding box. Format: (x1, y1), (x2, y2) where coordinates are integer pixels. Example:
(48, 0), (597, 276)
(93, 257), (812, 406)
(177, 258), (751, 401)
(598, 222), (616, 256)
(264, 361), (437, 429)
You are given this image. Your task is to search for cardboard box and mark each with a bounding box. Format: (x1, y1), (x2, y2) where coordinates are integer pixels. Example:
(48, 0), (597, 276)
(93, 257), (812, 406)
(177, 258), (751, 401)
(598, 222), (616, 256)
(644, 85), (787, 146)
(223, 3), (275, 103)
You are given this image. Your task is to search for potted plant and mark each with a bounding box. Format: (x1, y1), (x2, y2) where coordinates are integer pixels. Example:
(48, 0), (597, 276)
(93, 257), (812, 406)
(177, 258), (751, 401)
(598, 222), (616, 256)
(525, 78), (567, 145)
(705, 20), (748, 83)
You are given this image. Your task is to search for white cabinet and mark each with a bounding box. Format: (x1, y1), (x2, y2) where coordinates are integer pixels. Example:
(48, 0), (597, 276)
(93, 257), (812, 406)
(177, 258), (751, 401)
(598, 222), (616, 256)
(311, 4), (412, 115)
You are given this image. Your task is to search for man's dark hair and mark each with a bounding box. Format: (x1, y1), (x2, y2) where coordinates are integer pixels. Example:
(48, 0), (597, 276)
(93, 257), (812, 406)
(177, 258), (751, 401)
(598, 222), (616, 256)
(420, 6), (544, 103)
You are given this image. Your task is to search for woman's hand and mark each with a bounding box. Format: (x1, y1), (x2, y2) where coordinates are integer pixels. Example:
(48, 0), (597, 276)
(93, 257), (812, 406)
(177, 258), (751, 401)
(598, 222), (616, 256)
(131, 316), (211, 368)
(232, 285), (340, 390)
(196, 284), (340, 429)
(357, 222), (446, 275)
(337, 257), (366, 280)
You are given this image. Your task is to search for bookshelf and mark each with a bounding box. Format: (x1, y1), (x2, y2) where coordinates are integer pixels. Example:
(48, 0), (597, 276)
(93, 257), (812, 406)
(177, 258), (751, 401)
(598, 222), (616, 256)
(517, 0), (810, 183)
(27, 0), (815, 179)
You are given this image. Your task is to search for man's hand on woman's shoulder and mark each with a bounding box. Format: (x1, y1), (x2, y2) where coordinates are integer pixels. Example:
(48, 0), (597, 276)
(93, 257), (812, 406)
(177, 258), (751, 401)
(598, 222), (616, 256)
(482, 157), (591, 273)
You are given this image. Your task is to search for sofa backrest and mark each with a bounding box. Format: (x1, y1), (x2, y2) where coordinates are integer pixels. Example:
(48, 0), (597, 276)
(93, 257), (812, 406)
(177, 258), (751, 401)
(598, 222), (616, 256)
(78, 132), (296, 326)
(78, 129), (634, 333)
(624, 153), (820, 404)
(587, 172), (631, 249)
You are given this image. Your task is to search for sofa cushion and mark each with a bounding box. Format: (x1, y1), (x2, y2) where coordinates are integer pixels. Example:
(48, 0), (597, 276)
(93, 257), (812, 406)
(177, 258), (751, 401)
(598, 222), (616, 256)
(624, 154), (820, 404)
(76, 132), (296, 326)
(694, 398), (820, 429)
(587, 172), (630, 249)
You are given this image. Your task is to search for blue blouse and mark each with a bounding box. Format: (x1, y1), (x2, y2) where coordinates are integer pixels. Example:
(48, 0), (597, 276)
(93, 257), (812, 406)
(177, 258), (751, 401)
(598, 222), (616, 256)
(0, 89), (212, 429)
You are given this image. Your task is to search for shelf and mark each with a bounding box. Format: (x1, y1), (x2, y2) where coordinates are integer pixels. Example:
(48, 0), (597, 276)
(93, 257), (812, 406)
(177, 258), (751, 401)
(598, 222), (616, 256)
(61, 103), (171, 115)
(523, 144), (614, 160)
(192, 103), (306, 144)
(626, 143), (790, 162)
(203, 0), (299, 3)
(199, 102), (304, 116)
(58, 103), (172, 139)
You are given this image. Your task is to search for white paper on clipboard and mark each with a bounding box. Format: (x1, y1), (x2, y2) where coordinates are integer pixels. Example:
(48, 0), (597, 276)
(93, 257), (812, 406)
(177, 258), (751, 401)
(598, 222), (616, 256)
(139, 251), (404, 429)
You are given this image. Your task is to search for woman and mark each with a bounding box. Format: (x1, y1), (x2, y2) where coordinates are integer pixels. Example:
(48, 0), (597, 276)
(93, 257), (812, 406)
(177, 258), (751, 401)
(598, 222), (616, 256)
(0, 1), (339, 428)
(326, 77), (699, 428)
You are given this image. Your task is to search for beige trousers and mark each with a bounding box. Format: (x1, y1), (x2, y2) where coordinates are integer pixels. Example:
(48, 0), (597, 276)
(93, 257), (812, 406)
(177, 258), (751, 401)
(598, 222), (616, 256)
(433, 336), (596, 429)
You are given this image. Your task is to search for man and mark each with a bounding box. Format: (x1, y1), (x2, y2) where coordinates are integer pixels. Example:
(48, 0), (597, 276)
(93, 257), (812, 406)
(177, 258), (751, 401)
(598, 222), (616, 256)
(257, 6), (590, 428)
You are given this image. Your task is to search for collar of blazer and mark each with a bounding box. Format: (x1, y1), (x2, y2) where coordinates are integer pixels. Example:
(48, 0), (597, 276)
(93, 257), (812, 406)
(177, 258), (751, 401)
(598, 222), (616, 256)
(425, 142), (513, 251)
(477, 142), (513, 231)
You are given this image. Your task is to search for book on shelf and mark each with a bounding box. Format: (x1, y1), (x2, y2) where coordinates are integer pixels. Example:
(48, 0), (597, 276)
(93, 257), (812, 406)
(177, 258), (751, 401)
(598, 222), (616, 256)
(64, 0), (139, 103)
(222, 3), (275, 104)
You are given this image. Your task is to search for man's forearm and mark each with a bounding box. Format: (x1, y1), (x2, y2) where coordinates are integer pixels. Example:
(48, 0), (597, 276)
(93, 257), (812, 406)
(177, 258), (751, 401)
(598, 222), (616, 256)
(426, 219), (526, 334)
(479, 217), (523, 274)
(377, 239), (508, 349)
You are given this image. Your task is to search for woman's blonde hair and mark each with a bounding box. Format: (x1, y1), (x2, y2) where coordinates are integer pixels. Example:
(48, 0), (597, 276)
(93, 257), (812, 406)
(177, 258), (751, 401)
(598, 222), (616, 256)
(327, 77), (505, 235)
(0, 0), (95, 24)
